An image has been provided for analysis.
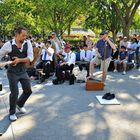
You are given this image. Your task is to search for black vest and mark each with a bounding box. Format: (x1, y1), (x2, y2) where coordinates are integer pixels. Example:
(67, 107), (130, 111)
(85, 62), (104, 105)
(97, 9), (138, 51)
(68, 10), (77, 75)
(8, 41), (28, 73)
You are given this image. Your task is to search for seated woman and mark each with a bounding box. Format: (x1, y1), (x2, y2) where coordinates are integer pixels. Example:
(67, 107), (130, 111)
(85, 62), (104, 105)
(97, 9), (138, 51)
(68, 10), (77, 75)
(114, 46), (128, 75)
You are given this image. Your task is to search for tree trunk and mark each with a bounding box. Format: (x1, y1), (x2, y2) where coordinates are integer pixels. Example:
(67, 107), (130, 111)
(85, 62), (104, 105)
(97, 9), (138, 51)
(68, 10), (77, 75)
(2, 25), (6, 42)
(55, 30), (59, 37)
(68, 23), (71, 36)
(112, 31), (117, 43)
(42, 27), (45, 39)
(0, 24), (2, 41)
(123, 24), (130, 38)
(60, 29), (63, 36)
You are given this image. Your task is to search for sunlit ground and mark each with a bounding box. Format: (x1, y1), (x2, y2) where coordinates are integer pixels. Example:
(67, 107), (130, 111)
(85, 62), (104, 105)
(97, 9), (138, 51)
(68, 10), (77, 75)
(0, 68), (140, 140)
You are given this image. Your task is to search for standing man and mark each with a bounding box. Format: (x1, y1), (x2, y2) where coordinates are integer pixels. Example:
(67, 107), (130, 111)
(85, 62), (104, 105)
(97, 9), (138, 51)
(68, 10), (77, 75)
(87, 30), (116, 82)
(0, 27), (33, 121)
(51, 32), (61, 54)
(51, 32), (61, 70)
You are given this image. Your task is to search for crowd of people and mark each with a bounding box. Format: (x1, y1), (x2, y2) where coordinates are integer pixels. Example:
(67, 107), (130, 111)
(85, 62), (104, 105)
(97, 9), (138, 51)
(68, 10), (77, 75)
(27, 31), (140, 81)
(114, 34), (140, 74)
(0, 27), (140, 121)
(1, 30), (140, 83)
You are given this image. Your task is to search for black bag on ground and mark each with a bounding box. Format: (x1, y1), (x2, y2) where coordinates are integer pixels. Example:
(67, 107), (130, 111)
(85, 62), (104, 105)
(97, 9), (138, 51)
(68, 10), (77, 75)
(52, 79), (59, 85)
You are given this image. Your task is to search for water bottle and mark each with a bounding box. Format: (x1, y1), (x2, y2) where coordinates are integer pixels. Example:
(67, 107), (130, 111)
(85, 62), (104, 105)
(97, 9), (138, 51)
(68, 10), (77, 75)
(0, 81), (2, 91)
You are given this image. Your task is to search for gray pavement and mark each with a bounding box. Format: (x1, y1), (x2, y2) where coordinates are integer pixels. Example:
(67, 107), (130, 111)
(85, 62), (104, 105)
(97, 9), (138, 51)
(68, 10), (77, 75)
(0, 68), (140, 140)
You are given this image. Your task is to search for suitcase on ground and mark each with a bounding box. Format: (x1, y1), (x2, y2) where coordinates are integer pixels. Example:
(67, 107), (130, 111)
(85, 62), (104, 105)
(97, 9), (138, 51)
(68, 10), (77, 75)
(86, 79), (105, 91)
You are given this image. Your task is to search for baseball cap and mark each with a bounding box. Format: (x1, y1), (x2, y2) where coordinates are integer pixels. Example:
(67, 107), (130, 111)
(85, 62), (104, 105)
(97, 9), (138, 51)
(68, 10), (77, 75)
(100, 30), (108, 35)
(51, 32), (56, 35)
(64, 44), (71, 51)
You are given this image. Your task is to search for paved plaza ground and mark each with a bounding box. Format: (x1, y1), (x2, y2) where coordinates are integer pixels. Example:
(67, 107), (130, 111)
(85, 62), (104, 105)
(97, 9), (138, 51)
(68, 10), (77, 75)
(0, 68), (140, 140)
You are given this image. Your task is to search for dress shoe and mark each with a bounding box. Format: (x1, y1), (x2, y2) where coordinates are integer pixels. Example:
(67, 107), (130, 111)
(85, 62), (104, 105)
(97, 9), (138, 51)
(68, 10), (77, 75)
(102, 92), (111, 99)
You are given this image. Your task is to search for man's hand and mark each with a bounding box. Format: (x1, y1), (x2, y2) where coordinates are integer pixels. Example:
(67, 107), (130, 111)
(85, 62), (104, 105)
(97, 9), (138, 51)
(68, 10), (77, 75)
(105, 36), (110, 42)
(105, 36), (116, 50)
(60, 62), (66, 66)
(12, 57), (21, 66)
(6, 61), (13, 65)
(0, 61), (13, 67)
(42, 45), (47, 49)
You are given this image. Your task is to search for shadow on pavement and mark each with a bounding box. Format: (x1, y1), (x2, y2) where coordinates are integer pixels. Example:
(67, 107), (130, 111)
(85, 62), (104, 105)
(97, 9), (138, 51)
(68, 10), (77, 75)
(0, 115), (11, 136)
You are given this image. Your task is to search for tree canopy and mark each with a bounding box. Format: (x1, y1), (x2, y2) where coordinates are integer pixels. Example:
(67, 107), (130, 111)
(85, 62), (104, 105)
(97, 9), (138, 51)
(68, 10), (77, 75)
(0, 0), (139, 41)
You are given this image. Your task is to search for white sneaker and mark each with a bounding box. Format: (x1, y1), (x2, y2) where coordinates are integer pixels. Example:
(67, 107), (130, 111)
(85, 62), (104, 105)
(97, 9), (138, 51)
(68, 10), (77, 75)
(17, 106), (27, 114)
(9, 114), (17, 121)
(122, 71), (126, 75)
(113, 69), (117, 72)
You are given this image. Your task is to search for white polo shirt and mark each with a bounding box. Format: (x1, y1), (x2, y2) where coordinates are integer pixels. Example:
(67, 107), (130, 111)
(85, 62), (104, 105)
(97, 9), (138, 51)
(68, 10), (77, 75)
(64, 51), (76, 66)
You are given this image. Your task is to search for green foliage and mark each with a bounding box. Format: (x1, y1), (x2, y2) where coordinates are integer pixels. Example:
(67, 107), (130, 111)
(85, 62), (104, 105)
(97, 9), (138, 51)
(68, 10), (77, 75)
(0, 0), (89, 40)
(84, 0), (140, 39)
(31, 0), (88, 35)
(84, 0), (122, 41)
(111, 0), (140, 37)
(0, 0), (140, 41)
(131, 9), (140, 31)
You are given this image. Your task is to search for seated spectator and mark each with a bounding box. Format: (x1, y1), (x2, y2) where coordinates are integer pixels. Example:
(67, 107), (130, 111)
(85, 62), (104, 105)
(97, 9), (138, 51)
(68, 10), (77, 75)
(75, 46), (80, 61)
(56, 46), (67, 64)
(114, 46), (128, 75)
(136, 35), (140, 68)
(127, 38), (138, 62)
(36, 40), (54, 82)
(80, 44), (92, 62)
(54, 45), (76, 84)
(120, 36), (128, 51)
(78, 44), (92, 76)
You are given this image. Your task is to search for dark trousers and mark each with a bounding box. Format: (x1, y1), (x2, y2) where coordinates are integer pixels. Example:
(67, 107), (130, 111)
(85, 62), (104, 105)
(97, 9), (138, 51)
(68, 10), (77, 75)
(56, 64), (74, 80)
(78, 63), (89, 77)
(128, 53), (135, 62)
(36, 60), (52, 78)
(52, 54), (58, 72)
(7, 72), (32, 115)
(27, 68), (36, 77)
